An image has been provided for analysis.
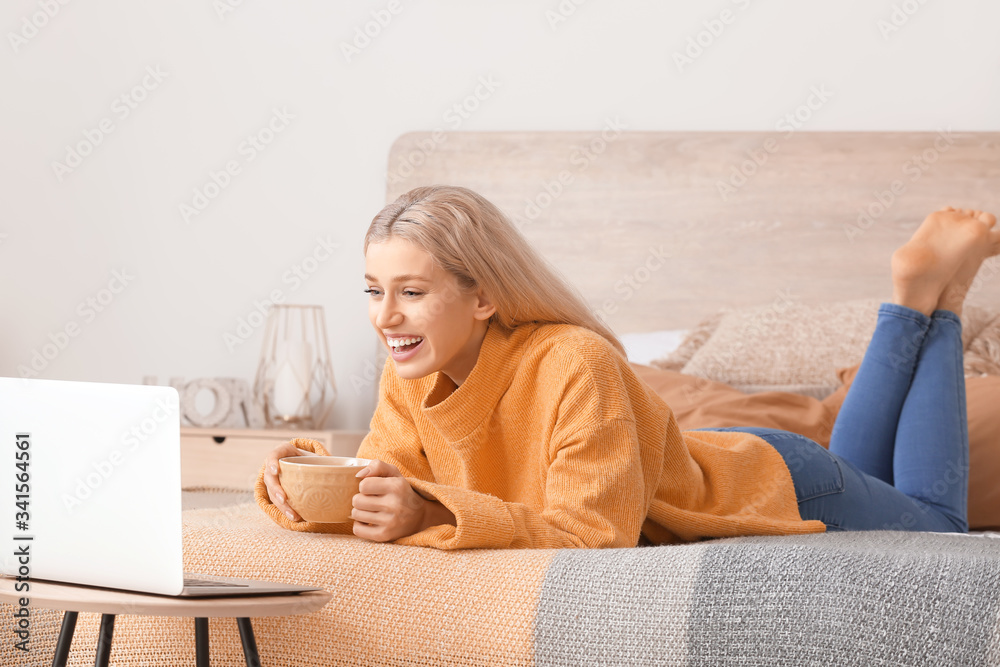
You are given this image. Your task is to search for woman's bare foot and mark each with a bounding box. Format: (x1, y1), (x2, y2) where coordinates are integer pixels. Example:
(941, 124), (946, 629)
(891, 207), (995, 317)
(936, 209), (1000, 317)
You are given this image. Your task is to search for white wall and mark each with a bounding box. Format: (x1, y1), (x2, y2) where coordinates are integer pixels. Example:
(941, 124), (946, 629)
(2, 0), (998, 430)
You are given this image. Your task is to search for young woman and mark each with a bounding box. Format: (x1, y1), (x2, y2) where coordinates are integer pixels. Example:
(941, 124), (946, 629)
(257, 186), (999, 550)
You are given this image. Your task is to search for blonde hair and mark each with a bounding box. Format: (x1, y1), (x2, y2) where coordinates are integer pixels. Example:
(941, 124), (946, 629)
(364, 185), (627, 359)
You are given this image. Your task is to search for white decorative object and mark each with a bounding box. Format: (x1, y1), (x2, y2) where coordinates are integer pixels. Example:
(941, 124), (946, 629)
(273, 341), (313, 418)
(180, 378), (232, 427)
(253, 304), (338, 429)
(141, 377), (264, 428)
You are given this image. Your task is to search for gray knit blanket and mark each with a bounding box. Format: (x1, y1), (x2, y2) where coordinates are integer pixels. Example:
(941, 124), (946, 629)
(536, 531), (1000, 666)
(3, 503), (998, 666)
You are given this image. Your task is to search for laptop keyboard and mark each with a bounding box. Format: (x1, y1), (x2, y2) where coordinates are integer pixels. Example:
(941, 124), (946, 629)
(183, 576), (250, 588)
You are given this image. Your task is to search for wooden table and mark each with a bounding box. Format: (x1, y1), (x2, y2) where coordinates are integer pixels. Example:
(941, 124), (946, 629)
(0, 575), (332, 666)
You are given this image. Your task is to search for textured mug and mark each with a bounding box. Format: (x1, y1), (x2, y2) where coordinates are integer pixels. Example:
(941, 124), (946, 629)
(278, 456), (373, 523)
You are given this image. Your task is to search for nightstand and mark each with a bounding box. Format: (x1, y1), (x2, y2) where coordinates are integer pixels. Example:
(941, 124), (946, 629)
(180, 427), (369, 490)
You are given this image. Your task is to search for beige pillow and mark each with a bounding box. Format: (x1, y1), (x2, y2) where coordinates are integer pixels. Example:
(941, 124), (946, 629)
(650, 311), (724, 372)
(652, 300), (999, 395)
(964, 307), (1000, 376)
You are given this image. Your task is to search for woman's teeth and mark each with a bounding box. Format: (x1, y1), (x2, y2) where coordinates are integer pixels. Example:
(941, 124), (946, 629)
(389, 336), (423, 349)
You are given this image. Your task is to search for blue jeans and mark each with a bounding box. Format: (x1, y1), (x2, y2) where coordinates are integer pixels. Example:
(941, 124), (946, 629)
(696, 303), (969, 534)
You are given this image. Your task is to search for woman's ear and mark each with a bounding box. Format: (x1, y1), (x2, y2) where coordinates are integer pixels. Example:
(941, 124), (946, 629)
(473, 288), (497, 321)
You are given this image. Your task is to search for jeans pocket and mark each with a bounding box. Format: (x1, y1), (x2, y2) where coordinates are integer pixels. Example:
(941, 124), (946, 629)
(761, 432), (847, 503)
(696, 427), (848, 529)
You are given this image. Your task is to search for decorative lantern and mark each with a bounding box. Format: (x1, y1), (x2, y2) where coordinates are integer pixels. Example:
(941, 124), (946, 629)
(253, 304), (337, 429)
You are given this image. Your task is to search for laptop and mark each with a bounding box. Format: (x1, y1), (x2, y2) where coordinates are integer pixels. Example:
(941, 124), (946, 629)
(0, 375), (321, 597)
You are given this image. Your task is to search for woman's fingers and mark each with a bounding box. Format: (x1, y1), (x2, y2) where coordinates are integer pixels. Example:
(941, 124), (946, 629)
(264, 441), (302, 477)
(263, 441), (306, 521)
(267, 482), (302, 522)
(357, 459), (402, 478)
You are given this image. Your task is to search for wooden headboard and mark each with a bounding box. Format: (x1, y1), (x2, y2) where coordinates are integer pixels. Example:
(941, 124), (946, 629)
(386, 131), (1000, 333)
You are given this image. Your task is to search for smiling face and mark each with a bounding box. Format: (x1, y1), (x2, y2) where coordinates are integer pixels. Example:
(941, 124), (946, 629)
(365, 237), (496, 386)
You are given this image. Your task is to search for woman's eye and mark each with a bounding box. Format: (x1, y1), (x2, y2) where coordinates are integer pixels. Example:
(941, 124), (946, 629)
(363, 289), (421, 297)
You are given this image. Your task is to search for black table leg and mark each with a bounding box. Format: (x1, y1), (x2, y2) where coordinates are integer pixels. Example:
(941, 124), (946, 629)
(51, 611), (78, 667)
(195, 617), (210, 667)
(48, 611), (264, 666)
(236, 617), (261, 667)
(94, 613), (115, 667)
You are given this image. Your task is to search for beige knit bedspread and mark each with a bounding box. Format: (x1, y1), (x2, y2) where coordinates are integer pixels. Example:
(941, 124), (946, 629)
(4, 502), (556, 666)
(5, 500), (1000, 666)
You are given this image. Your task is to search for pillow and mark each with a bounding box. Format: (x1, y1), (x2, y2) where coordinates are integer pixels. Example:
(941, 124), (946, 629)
(632, 361), (1000, 531)
(618, 329), (689, 366)
(965, 374), (1000, 530)
(651, 300), (1000, 397)
(649, 311), (724, 371)
(964, 307), (1000, 376)
(673, 299), (883, 396)
(823, 366), (1000, 531)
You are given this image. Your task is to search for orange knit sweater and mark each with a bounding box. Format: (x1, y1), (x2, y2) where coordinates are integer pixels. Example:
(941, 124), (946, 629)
(255, 321), (826, 549)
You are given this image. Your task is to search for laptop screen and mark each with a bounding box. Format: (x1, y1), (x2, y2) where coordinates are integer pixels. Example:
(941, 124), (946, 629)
(0, 376), (185, 596)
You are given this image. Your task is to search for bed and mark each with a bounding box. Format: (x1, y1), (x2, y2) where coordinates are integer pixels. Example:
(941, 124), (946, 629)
(4, 131), (1000, 666)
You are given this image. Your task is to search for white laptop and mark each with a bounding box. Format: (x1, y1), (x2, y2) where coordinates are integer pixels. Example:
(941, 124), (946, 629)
(0, 375), (321, 597)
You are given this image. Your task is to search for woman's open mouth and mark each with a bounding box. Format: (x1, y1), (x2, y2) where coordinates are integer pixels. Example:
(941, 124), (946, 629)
(390, 338), (424, 361)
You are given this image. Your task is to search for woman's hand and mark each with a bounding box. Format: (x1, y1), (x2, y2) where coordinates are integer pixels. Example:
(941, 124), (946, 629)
(262, 441), (313, 522)
(351, 459), (434, 542)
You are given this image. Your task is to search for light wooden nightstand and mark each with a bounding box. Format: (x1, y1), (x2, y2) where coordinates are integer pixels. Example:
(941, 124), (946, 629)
(180, 427), (369, 490)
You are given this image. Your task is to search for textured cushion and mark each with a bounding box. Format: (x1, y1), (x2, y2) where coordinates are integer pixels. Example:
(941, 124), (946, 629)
(650, 300), (1000, 395)
(672, 299), (883, 396)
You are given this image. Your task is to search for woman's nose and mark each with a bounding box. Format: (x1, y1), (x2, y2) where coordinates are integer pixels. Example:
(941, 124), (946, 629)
(374, 296), (400, 329)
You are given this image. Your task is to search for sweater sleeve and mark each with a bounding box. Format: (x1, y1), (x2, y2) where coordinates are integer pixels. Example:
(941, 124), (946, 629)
(394, 418), (648, 550)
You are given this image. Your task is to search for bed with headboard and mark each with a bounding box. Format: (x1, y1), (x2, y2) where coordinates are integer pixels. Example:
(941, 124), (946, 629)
(6, 131), (1000, 666)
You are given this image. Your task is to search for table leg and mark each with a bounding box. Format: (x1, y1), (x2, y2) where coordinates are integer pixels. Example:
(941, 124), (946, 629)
(236, 617), (261, 667)
(51, 611), (78, 667)
(94, 614), (115, 667)
(195, 617), (210, 666)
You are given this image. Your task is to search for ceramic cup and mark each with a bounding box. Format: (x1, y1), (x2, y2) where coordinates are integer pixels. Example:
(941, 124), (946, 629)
(277, 456), (373, 523)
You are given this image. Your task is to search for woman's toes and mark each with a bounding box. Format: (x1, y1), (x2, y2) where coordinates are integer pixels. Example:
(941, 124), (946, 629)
(941, 205), (956, 212)
(977, 210), (997, 226)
